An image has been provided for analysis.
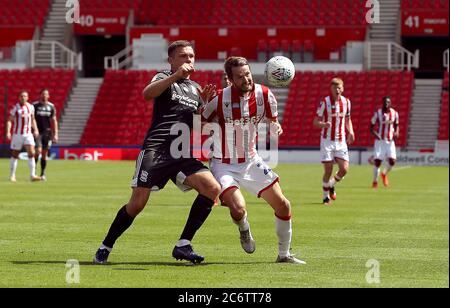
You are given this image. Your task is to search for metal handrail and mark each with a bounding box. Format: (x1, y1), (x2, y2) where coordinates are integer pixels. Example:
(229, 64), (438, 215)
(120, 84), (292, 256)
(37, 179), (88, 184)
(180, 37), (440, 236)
(444, 49), (449, 72)
(30, 40), (82, 70)
(366, 41), (419, 71)
(104, 44), (137, 70)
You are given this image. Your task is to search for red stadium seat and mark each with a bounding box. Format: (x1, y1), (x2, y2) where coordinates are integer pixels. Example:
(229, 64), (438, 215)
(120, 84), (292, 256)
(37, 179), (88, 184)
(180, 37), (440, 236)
(280, 71), (415, 148)
(0, 68), (75, 144)
(80, 69), (221, 145)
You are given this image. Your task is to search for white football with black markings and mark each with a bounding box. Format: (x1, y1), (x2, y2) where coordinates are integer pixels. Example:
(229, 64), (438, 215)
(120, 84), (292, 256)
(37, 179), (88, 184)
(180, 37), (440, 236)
(264, 56), (295, 88)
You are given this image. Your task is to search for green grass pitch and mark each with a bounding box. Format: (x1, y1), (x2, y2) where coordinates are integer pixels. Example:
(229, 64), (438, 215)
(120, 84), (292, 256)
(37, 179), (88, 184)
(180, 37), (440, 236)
(0, 159), (448, 288)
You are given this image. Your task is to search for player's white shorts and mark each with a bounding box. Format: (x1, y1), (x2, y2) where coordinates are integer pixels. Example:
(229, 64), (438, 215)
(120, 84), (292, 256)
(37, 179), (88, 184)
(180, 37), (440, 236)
(210, 155), (279, 200)
(10, 134), (35, 151)
(320, 139), (349, 162)
(374, 140), (397, 160)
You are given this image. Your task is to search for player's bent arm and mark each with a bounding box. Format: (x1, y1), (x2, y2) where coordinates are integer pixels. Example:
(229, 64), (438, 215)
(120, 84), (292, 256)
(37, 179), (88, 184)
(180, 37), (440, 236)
(394, 123), (400, 139)
(313, 116), (330, 129)
(268, 118), (283, 135)
(370, 124), (381, 140)
(143, 73), (180, 101)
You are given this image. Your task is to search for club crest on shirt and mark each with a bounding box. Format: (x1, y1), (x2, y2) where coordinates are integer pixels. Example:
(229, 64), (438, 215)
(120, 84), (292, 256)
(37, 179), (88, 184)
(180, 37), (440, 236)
(257, 97), (264, 106)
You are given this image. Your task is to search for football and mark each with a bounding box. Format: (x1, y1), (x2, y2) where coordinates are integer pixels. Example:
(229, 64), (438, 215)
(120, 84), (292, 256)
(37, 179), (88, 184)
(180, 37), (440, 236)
(264, 56), (296, 87)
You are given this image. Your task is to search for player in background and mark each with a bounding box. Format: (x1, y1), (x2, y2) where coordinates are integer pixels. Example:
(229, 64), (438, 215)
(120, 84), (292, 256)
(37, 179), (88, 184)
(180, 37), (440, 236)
(370, 96), (399, 188)
(313, 78), (355, 205)
(6, 91), (41, 182)
(93, 40), (220, 265)
(202, 56), (305, 264)
(33, 89), (58, 180)
(221, 71), (232, 88)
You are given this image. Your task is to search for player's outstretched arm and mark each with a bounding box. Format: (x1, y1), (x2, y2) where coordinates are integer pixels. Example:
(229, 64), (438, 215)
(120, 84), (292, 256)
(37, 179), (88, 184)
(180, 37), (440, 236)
(198, 84), (217, 103)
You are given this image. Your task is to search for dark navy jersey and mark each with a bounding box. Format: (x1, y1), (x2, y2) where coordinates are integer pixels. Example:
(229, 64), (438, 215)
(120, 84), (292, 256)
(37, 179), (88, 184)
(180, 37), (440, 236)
(142, 70), (204, 156)
(33, 101), (56, 133)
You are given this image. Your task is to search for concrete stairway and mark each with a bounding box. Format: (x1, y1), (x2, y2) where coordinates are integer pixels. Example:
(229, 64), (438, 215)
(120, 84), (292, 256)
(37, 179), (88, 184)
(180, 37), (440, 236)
(407, 79), (443, 151)
(368, 0), (401, 42)
(59, 78), (103, 145)
(34, 0), (69, 67)
(367, 0), (401, 70)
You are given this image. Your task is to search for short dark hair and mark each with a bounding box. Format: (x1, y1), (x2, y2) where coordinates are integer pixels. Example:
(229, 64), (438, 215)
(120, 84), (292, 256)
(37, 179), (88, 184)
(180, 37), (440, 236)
(168, 40), (193, 57)
(224, 56), (249, 80)
(383, 96), (391, 102)
(40, 88), (49, 94)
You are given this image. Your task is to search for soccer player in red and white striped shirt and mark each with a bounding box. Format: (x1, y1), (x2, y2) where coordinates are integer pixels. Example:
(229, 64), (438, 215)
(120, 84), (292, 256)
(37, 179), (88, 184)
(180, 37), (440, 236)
(313, 78), (355, 205)
(370, 96), (399, 188)
(202, 57), (305, 264)
(6, 91), (41, 182)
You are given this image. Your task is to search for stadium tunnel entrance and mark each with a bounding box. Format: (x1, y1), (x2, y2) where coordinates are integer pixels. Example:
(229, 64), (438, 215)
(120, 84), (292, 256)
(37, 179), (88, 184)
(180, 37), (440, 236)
(76, 35), (125, 77)
(403, 37), (449, 78)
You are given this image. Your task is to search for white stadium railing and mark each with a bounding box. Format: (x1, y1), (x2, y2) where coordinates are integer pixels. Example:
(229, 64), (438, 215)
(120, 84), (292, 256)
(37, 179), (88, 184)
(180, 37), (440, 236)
(444, 49), (449, 72)
(30, 40), (82, 70)
(365, 41), (419, 71)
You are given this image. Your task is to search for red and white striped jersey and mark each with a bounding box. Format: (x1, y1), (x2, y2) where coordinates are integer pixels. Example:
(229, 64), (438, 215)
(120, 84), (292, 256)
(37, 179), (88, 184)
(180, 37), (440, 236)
(371, 108), (399, 141)
(10, 102), (35, 135)
(316, 95), (351, 142)
(202, 84), (278, 164)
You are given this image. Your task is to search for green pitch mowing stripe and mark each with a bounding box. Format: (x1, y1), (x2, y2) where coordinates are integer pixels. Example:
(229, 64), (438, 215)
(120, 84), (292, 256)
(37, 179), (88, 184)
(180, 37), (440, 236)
(0, 159), (448, 288)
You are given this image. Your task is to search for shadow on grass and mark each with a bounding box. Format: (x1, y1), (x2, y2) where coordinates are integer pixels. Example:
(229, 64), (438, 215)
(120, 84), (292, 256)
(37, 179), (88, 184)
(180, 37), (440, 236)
(11, 260), (272, 268)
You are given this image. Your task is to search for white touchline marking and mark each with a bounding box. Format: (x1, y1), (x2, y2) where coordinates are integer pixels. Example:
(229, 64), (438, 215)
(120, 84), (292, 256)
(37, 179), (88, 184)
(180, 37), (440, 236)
(392, 166), (412, 172)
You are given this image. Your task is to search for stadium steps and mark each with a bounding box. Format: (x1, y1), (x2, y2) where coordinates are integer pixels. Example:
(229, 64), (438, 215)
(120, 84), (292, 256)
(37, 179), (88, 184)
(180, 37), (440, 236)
(35, 0), (70, 67)
(59, 78), (103, 145)
(367, 0), (401, 70)
(407, 79), (443, 151)
(270, 88), (288, 123)
(368, 0), (401, 42)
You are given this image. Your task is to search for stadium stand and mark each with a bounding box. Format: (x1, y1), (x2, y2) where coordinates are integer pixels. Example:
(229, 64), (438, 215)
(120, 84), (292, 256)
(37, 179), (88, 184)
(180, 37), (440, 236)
(137, 0), (368, 26)
(279, 71), (414, 148)
(438, 71), (449, 140)
(0, 0), (49, 26)
(80, 70), (223, 145)
(0, 0), (50, 48)
(401, 0), (449, 10)
(0, 68), (75, 144)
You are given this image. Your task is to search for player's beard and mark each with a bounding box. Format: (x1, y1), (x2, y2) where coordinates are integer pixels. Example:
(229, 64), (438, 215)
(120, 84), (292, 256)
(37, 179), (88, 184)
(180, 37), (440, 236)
(241, 81), (253, 94)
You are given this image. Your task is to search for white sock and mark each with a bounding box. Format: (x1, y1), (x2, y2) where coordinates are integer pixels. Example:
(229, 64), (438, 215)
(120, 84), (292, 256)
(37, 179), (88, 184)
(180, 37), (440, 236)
(176, 239), (191, 247)
(28, 157), (36, 177)
(275, 216), (292, 258)
(384, 164), (393, 175)
(322, 181), (330, 199)
(233, 212), (250, 232)
(100, 244), (112, 252)
(373, 166), (380, 182)
(10, 158), (18, 178)
(329, 174), (342, 188)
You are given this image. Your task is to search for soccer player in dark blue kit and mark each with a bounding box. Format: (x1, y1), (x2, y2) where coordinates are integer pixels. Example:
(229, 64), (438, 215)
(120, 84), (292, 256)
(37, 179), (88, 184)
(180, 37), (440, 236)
(93, 40), (220, 264)
(33, 89), (58, 180)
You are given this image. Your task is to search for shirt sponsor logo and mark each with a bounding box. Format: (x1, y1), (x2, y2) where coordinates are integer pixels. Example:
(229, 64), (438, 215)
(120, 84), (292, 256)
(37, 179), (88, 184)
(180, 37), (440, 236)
(171, 92), (199, 109)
